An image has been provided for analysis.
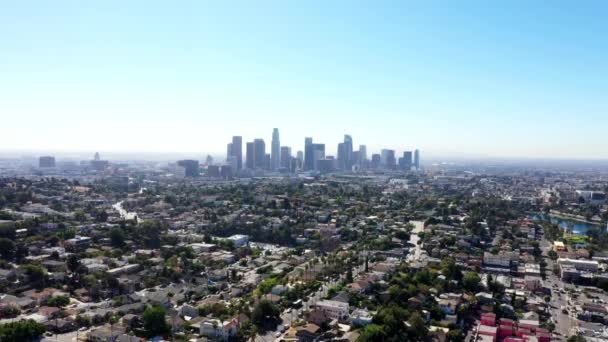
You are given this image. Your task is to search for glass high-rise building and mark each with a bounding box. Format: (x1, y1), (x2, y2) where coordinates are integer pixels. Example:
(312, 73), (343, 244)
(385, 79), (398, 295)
(304, 137), (314, 171)
(254, 139), (266, 169)
(344, 134), (353, 170)
(246, 142), (255, 169)
(232, 136), (243, 170)
(271, 128), (280, 171)
(280, 146), (291, 169)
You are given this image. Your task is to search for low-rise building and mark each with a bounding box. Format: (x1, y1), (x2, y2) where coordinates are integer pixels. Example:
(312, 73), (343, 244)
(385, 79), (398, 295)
(315, 300), (349, 320)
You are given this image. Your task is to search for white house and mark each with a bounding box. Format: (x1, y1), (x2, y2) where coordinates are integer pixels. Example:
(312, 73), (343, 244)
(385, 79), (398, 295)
(200, 318), (239, 340)
(315, 300), (349, 320)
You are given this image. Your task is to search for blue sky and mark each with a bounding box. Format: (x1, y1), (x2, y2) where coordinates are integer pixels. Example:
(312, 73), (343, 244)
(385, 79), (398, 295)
(1, 1), (607, 159)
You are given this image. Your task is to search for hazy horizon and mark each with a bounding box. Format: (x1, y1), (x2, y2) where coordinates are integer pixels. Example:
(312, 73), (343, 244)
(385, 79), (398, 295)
(1, 2), (607, 159)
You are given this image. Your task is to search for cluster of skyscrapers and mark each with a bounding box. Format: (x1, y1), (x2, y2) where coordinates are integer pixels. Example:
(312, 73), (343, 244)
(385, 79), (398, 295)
(224, 129), (420, 175)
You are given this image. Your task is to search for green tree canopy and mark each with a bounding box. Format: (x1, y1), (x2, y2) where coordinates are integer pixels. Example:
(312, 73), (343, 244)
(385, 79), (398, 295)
(142, 305), (170, 338)
(463, 272), (481, 292)
(0, 319), (46, 342)
(251, 300), (280, 329)
(0, 238), (15, 260)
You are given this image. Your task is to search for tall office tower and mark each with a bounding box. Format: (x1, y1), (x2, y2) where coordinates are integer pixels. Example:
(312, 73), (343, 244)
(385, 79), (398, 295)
(232, 136), (243, 170)
(371, 154), (381, 169)
(226, 143), (233, 161)
(414, 149), (420, 170)
(352, 151), (360, 169)
(380, 149), (389, 166)
(280, 146), (292, 169)
(226, 156), (238, 173)
(39, 156), (56, 168)
(337, 143), (346, 170)
(382, 150), (397, 170)
(381, 149), (396, 170)
(359, 145), (367, 164)
(344, 135), (353, 170)
(296, 151), (304, 170)
(205, 155), (214, 166)
(246, 142), (255, 169)
(304, 137), (314, 171)
(402, 151), (413, 170)
(264, 154), (271, 170)
(271, 128), (280, 171)
(313, 143), (325, 171)
(177, 160), (200, 177)
(94, 152), (100, 161)
(254, 139), (266, 169)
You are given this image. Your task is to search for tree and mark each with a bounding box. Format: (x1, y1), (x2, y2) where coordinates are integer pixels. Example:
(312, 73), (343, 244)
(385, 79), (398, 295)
(463, 272), (481, 292)
(0, 305), (20, 319)
(547, 250), (558, 260)
(447, 329), (465, 342)
(0, 238), (15, 260)
(95, 210), (108, 223)
(23, 264), (47, 289)
(407, 312), (428, 341)
(75, 315), (91, 328)
(142, 305), (169, 338)
(372, 305), (408, 338)
(251, 300), (280, 329)
(0, 319), (46, 342)
(358, 324), (386, 341)
(47, 295), (70, 307)
(441, 258), (463, 282)
(110, 228), (126, 248)
(567, 336), (586, 342)
(67, 254), (81, 273)
(136, 221), (163, 249)
(74, 209), (86, 222)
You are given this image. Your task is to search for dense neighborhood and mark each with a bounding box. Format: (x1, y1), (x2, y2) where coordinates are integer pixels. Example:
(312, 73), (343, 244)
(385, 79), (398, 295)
(1, 160), (608, 342)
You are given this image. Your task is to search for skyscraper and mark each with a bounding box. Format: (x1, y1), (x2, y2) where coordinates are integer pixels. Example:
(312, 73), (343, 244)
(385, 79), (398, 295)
(246, 142), (255, 169)
(271, 128), (280, 171)
(254, 139), (266, 169)
(337, 142), (346, 170)
(359, 145), (367, 164)
(280, 146), (292, 169)
(371, 154), (381, 169)
(313, 143), (325, 171)
(177, 160), (200, 177)
(344, 134), (353, 170)
(381, 149), (396, 170)
(226, 143), (233, 161)
(337, 135), (353, 170)
(304, 137), (314, 171)
(296, 151), (304, 170)
(414, 149), (420, 170)
(232, 136), (243, 170)
(400, 151), (413, 170)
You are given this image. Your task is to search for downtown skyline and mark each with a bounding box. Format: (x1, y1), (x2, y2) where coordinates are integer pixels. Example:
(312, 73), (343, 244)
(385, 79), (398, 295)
(227, 128), (420, 173)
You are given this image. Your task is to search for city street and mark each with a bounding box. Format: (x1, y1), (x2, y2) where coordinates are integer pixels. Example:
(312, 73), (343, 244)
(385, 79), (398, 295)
(540, 235), (577, 338)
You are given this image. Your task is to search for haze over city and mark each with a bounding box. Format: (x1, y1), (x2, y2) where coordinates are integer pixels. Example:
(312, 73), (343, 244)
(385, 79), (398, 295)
(1, 1), (608, 160)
